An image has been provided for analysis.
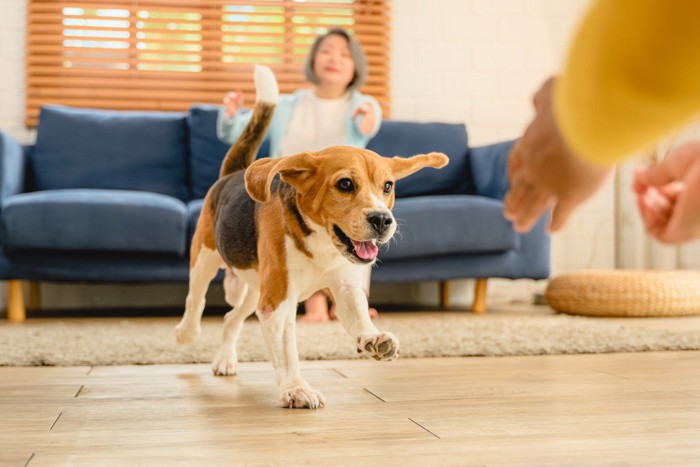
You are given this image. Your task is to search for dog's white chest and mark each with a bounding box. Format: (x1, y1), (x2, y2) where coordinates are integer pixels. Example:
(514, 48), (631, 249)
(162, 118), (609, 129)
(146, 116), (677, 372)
(286, 226), (360, 298)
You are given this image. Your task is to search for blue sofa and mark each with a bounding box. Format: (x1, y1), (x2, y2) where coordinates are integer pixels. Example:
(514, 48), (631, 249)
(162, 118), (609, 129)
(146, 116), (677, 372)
(0, 105), (550, 321)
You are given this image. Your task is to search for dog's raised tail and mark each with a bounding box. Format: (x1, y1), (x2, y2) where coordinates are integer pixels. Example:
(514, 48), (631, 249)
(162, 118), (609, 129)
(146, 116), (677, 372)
(219, 65), (279, 177)
(253, 64), (279, 105)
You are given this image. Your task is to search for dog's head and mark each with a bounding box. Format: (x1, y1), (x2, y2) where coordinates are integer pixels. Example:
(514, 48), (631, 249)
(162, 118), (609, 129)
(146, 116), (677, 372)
(245, 146), (448, 264)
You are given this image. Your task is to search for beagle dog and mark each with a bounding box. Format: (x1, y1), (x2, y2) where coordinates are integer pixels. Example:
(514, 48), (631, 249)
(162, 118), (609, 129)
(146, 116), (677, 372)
(175, 66), (448, 409)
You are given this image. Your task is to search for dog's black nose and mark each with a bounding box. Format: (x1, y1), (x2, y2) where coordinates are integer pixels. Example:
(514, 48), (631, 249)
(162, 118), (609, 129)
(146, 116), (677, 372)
(368, 212), (393, 235)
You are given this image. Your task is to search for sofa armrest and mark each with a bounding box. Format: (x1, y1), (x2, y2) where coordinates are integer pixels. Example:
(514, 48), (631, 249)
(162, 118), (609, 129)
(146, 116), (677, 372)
(469, 139), (516, 200)
(0, 132), (27, 205)
(517, 213), (551, 278)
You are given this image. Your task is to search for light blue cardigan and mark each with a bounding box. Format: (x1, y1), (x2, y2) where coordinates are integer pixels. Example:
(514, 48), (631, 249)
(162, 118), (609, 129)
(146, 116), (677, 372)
(216, 89), (383, 158)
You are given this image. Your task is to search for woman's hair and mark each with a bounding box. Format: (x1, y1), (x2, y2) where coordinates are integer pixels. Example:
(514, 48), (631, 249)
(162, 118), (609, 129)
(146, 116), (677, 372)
(304, 28), (368, 91)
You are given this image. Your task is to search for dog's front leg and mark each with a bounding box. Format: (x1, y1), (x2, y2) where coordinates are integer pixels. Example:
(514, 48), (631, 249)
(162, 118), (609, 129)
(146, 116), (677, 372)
(257, 300), (325, 409)
(176, 247), (223, 345)
(329, 280), (399, 362)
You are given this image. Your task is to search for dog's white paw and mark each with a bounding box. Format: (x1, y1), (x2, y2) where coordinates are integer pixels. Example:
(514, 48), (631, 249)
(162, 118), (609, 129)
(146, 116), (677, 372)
(211, 348), (238, 376)
(175, 320), (201, 345)
(357, 332), (400, 361)
(279, 385), (325, 409)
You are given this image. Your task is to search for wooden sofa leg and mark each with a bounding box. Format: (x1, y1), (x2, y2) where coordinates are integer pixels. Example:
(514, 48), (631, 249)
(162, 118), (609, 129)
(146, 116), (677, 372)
(29, 281), (41, 310)
(439, 281), (450, 309)
(471, 278), (488, 314)
(7, 280), (27, 322)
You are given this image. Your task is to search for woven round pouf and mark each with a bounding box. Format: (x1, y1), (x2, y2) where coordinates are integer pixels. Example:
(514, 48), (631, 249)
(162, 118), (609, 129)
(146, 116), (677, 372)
(546, 270), (700, 317)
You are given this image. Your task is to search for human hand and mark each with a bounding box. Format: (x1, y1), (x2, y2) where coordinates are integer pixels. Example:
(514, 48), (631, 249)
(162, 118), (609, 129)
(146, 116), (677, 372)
(504, 77), (613, 233)
(352, 102), (376, 135)
(223, 90), (245, 118)
(633, 141), (700, 244)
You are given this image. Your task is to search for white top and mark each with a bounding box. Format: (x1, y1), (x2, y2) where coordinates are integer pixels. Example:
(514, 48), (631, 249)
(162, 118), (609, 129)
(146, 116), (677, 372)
(279, 89), (352, 157)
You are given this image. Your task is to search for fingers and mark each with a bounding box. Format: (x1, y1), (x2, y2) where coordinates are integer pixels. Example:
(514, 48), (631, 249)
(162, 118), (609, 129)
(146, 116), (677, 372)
(223, 90), (245, 117)
(637, 141), (700, 187)
(640, 186), (672, 224)
(224, 91), (244, 104)
(504, 172), (551, 233)
(235, 89), (245, 107)
(504, 141), (525, 220)
(504, 136), (544, 228)
(631, 166), (649, 194)
(504, 130), (549, 232)
(635, 181), (692, 244)
(547, 198), (577, 233)
(635, 164), (675, 189)
(533, 76), (556, 110)
(657, 165), (700, 244)
(353, 103), (375, 136)
(352, 103), (369, 119)
(514, 190), (551, 233)
(507, 139), (523, 181)
(633, 142), (700, 244)
(657, 180), (684, 202)
(503, 174), (525, 222)
(636, 194), (666, 240)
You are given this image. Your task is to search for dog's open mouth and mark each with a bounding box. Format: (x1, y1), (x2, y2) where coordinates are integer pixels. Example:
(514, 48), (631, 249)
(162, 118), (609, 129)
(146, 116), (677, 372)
(333, 225), (378, 263)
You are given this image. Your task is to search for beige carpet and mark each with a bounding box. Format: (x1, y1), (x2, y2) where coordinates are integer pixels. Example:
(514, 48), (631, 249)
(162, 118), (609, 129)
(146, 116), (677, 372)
(2, 313), (700, 366)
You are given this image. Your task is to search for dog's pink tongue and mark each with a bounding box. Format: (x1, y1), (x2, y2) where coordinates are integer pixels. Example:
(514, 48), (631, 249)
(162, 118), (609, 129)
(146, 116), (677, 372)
(352, 240), (378, 260)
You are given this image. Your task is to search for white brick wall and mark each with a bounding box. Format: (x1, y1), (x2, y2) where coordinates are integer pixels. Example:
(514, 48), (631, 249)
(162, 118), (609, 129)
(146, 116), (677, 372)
(391, 0), (588, 142)
(0, 0), (622, 310)
(0, 0), (32, 144)
(391, 0), (612, 282)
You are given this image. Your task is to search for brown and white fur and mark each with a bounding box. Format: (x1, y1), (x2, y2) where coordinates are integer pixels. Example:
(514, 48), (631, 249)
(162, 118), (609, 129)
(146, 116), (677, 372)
(175, 65), (448, 409)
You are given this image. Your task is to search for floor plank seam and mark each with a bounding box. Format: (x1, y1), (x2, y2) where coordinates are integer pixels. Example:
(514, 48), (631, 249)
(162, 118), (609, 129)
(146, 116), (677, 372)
(593, 370), (631, 380)
(86, 366), (94, 376)
(408, 418), (440, 439)
(363, 388), (385, 402)
(49, 412), (62, 431)
(332, 368), (348, 378)
(679, 391), (699, 399)
(23, 452), (35, 467)
(75, 385), (84, 398)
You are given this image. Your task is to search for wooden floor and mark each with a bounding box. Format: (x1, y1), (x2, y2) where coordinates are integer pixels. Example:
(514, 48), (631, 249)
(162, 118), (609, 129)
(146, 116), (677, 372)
(2, 308), (700, 466)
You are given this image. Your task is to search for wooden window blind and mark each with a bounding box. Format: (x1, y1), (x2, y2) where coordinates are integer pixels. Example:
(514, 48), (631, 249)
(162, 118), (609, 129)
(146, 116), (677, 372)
(25, 0), (391, 127)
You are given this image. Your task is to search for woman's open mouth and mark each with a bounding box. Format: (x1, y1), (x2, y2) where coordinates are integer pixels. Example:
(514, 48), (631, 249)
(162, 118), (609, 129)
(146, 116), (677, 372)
(333, 225), (379, 263)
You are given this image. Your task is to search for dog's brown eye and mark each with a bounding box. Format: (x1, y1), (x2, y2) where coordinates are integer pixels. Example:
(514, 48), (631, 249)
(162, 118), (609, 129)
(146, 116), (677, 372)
(383, 181), (393, 194)
(337, 178), (354, 193)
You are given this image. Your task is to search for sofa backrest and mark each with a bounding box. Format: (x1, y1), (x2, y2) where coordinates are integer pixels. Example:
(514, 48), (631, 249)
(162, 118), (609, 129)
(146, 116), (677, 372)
(32, 105), (190, 201)
(469, 139), (515, 199)
(188, 108), (475, 200)
(187, 105), (269, 199)
(367, 121), (475, 198)
(29, 105), (476, 203)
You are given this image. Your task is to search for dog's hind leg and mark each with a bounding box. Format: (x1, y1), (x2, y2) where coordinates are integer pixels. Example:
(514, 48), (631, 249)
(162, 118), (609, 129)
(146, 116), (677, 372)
(212, 287), (258, 376)
(258, 300), (325, 409)
(223, 267), (247, 308)
(175, 246), (223, 345)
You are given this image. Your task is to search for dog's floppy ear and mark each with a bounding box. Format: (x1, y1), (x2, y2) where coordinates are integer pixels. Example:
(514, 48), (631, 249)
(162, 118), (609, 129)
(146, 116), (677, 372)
(245, 158), (279, 203)
(245, 152), (317, 203)
(388, 152), (449, 180)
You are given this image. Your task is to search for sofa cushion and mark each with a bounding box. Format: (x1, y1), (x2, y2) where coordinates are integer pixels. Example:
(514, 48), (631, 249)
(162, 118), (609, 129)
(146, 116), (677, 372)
(188, 105), (270, 199)
(187, 198), (204, 242)
(378, 195), (518, 261)
(1, 189), (188, 255)
(32, 105), (189, 201)
(470, 140), (515, 199)
(367, 121), (475, 198)
(185, 195), (516, 262)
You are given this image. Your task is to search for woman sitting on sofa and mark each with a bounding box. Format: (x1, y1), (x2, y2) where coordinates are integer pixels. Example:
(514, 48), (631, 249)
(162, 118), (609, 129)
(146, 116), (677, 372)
(217, 27), (382, 322)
